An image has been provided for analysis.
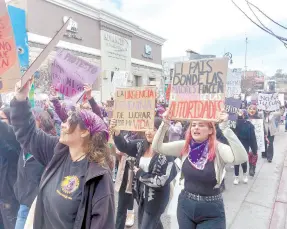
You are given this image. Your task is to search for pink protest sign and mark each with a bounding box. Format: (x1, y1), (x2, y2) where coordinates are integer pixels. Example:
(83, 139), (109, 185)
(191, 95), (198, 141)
(51, 49), (100, 97)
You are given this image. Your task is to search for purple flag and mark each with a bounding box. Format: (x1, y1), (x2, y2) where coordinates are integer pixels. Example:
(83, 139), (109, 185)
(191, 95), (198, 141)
(51, 49), (100, 97)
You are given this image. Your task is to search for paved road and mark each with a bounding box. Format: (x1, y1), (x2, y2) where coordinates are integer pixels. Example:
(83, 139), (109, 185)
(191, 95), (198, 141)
(115, 127), (287, 229)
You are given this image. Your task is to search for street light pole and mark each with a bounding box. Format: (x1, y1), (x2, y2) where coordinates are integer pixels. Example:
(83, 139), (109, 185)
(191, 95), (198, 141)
(244, 37), (248, 79)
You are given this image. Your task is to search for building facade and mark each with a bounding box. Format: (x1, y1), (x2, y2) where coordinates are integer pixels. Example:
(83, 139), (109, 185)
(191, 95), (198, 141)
(13, 0), (165, 101)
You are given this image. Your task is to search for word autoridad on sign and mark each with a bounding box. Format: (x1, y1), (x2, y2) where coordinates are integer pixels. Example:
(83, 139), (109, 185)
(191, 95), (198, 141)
(169, 58), (228, 121)
(113, 87), (156, 131)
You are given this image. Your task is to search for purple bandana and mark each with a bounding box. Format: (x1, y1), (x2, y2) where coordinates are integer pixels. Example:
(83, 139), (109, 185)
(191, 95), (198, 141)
(188, 139), (209, 170)
(78, 109), (109, 140)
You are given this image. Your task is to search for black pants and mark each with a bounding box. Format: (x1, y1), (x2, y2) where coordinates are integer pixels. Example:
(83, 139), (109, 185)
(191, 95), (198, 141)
(177, 192), (226, 229)
(262, 134), (275, 161)
(138, 195), (163, 229)
(116, 189), (134, 229)
(234, 162), (247, 176)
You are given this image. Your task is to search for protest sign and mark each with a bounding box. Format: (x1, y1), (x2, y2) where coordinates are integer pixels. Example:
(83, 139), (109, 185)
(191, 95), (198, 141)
(113, 86), (156, 131)
(106, 100), (114, 119)
(0, 0), (21, 93)
(257, 93), (280, 111)
(249, 119), (265, 153)
(226, 69), (241, 98)
(21, 18), (71, 87)
(278, 93), (284, 106)
(225, 98), (241, 128)
(112, 71), (129, 94)
(169, 58), (228, 121)
(51, 49), (100, 97)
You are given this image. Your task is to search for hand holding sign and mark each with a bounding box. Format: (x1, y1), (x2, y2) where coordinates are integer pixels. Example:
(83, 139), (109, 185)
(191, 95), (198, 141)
(109, 118), (120, 136)
(15, 79), (32, 101)
(83, 84), (92, 100)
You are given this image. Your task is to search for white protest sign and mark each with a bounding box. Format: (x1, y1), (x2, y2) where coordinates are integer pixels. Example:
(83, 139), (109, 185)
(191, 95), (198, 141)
(249, 119), (265, 153)
(279, 93), (284, 106)
(226, 69), (242, 98)
(112, 71), (129, 93)
(258, 93), (280, 111)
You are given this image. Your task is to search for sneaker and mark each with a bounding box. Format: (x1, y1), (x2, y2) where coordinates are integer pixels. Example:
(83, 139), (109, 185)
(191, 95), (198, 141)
(243, 174), (248, 184)
(233, 177), (239, 185)
(125, 212), (135, 227)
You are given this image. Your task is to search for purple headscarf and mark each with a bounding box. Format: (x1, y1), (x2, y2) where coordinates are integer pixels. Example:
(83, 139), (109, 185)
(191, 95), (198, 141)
(78, 109), (109, 140)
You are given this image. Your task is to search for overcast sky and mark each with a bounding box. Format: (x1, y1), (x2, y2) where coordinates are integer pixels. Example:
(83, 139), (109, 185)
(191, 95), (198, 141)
(80, 0), (287, 76)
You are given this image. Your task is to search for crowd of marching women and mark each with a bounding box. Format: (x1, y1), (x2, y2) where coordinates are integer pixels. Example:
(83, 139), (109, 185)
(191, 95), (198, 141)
(0, 79), (285, 229)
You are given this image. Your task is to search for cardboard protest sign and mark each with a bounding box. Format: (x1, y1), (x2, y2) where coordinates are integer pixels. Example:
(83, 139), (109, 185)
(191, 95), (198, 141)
(111, 71), (129, 94)
(249, 119), (265, 153)
(169, 58), (228, 121)
(51, 49), (100, 97)
(21, 18), (71, 87)
(113, 87), (156, 131)
(225, 98), (241, 128)
(257, 93), (280, 111)
(0, 0), (21, 93)
(226, 69), (241, 98)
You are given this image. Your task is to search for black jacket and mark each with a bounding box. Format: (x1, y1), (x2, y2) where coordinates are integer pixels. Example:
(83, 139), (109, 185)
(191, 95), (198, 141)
(0, 120), (20, 204)
(114, 135), (179, 214)
(10, 98), (115, 229)
(14, 150), (44, 207)
(233, 119), (258, 153)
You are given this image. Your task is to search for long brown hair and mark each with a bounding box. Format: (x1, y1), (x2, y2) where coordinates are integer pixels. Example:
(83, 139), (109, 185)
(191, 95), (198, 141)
(68, 112), (113, 169)
(181, 121), (217, 161)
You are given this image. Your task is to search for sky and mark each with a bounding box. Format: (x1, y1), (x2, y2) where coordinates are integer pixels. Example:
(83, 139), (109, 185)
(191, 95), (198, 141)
(80, 0), (287, 76)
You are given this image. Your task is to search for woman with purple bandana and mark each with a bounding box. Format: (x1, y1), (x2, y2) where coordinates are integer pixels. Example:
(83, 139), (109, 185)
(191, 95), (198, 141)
(151, 109), (247, 229)
(10, 80), (115, 229)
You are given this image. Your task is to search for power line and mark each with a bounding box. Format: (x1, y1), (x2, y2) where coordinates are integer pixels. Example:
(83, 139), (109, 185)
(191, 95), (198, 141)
(247, 1), (287, 30)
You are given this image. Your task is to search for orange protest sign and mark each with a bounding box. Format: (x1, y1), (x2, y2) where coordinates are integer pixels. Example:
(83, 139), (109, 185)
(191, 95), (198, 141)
(0, 0), (21, 93)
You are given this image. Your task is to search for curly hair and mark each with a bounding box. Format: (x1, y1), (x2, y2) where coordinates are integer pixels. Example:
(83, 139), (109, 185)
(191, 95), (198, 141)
(68, 112), (113, 169)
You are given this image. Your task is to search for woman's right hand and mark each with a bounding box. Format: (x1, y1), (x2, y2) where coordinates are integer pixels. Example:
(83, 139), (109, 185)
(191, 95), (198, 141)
(162, 109), (171, 124)
(110, 118), (120, 136)
(15, 79), (32, 101)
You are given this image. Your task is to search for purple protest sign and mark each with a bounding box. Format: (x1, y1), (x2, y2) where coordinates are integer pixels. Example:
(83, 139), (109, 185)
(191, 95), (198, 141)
(225, 98), (241, 121)
(51, 49), (100, 97)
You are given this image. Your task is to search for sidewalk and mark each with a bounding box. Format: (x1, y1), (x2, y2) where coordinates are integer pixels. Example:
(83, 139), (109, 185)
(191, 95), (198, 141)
(224, 128), (287, 229)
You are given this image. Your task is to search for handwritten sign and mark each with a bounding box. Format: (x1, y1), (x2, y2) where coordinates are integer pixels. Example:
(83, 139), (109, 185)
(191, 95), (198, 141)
(51, 49), (100, 97)
(226, 69), (241, 98)
(0, 0), (21, 93)
(112, 71), (129, 94)
(225, 98), (241, 128)
(249, 119), (265, 153)
(169, 58), (228, 121)
(257, 93), (280, 111)
(113, 87), (156, 131)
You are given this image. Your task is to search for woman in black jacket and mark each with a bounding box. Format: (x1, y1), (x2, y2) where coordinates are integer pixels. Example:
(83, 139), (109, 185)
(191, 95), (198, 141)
(110, 117), (179, 229)
(0, 107), (21, 229)
(10, 80), (115, 229)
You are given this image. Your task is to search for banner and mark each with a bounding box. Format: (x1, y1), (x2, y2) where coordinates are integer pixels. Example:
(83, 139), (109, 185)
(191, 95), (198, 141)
(257, 93), (280, 111)
(51, 49), (100, 97)
(111, 71), (128, 94)
(249, 119), (265, 153)
(225, 98), (241, 128)
(226, 69), (241, 98)
(169, 58), (228, 121)
(113, 86), (156, 131)
(0, 0), (21, 93)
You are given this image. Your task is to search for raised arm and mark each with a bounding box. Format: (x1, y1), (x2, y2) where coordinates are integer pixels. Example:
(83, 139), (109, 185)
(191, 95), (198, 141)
(113, 134), (140, 158)
(88, 97), (103, 119)
(51, 98), (68, 122)
(218, 121), (248, 165)
(11, 81), (59, 166)
(152, 122), (185, 157)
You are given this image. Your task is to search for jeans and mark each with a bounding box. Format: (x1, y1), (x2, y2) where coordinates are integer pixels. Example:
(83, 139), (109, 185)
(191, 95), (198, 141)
(116, 190), (134, 229)
(177, 192), (226, 229)
(234, 162), (247, 176)
(15, 205), (29, 229)
(285, 116), (287, 130)
(138, 195), (163, 229)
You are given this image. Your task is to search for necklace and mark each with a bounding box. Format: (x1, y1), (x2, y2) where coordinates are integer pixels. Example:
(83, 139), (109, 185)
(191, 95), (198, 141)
(73, 154), (86, 162)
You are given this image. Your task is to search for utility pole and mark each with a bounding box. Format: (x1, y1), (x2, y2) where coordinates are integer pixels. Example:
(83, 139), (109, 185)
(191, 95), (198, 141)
(244, 37), (248, 79)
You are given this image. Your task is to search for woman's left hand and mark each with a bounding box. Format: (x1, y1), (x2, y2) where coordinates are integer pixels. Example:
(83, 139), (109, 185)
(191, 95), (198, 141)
(83, 84), (92, 100)
(133, 166), (139, 174)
